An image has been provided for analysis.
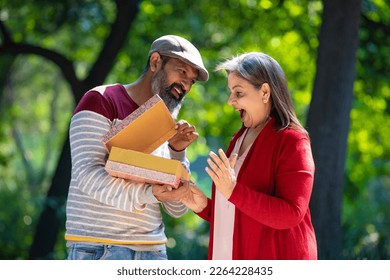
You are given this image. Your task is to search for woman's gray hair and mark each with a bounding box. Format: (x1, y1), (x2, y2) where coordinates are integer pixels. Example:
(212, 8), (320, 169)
(215, 52), (306, 133)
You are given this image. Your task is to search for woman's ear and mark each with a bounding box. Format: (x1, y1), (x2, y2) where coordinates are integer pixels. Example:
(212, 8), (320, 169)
(149, 52), (162, 72)
(261, 83), (271, 103)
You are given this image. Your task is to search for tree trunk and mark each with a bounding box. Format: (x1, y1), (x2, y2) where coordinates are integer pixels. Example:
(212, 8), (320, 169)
(307, 0), (361, 259)
(28, 0), (140, 259)
(28, 135), (71, 259)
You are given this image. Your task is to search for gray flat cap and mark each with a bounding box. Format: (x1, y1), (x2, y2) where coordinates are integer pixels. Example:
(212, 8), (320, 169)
(148, 35), (209, 81)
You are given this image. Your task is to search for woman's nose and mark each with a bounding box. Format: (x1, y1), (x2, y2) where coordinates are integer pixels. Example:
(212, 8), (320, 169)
(227, 93), (235, 105)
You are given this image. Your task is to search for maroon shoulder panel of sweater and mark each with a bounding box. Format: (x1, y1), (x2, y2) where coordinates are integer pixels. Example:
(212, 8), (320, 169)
(73, 84), (139, 120)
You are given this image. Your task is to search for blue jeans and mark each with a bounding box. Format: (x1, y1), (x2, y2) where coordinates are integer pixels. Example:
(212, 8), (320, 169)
(67, 243), (168, 260)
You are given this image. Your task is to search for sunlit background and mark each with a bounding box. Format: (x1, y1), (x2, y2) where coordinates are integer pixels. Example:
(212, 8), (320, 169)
(0, 0), (389, 259)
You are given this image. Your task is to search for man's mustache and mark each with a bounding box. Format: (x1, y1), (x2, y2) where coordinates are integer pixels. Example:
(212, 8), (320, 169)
(165, 83), (186, 101)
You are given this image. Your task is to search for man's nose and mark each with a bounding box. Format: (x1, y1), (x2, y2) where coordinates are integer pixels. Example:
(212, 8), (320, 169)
(181, 80), (192, 94)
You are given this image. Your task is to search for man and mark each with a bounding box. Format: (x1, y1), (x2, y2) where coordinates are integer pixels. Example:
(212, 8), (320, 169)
(65, 35), (208, 260)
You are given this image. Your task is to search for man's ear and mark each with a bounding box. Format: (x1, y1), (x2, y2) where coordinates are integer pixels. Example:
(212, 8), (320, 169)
(149, 52), (162, 72)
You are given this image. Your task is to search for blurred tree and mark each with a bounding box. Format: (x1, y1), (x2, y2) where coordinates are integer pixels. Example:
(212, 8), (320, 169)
(0, 54), (14, 166)
(342, 0), (390, 259)
(0, 0), (141, 259)
(307, 0), (362, 259)
(0, 0), (389, 260)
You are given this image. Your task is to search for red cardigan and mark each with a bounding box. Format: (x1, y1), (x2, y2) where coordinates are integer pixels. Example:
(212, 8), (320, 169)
(197, 118), (317, 260)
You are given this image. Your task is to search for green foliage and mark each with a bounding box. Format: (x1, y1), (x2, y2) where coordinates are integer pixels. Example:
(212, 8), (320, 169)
(342, 0), (390, 259)
(0, 55), (73, 259)
(162, 211), (209, 260)
(0, 183), (38, 259)
(0, 0), (389, 260)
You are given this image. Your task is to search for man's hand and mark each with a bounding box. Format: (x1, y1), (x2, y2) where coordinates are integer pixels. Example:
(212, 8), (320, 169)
(152, 181), (207, 213)
(168, 120), (199, 151)
(152, 184), (178, 201)
(179, 181), (208, 213)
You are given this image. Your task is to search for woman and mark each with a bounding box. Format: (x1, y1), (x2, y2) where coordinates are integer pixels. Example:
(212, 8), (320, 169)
(182, 52), (317, 260)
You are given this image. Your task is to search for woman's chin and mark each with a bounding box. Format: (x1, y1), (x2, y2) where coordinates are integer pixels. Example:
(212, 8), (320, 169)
(242, 121), (251, 128)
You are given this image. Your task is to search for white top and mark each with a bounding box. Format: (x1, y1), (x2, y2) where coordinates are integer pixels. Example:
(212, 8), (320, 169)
(212, 129), (252, 259)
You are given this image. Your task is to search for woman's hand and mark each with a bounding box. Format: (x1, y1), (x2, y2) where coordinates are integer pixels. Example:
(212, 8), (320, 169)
(205, 149), (238, 199)
(179, 181), (208, 213)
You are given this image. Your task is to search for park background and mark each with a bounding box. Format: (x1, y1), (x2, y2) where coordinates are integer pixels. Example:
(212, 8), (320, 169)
(0, 0), (389, 260)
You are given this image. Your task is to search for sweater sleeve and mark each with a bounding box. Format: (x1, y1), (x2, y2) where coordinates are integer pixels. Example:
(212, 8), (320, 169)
(229, 134), (315, 230)
(158, 147), (190, 218)
(70, 110), (159, 212)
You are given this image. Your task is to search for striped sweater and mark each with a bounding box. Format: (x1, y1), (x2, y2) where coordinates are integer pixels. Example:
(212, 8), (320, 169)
(65, 84), (188, 246)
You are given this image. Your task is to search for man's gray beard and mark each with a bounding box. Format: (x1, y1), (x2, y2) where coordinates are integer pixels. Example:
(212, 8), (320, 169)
(151, 69), (183, 119)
